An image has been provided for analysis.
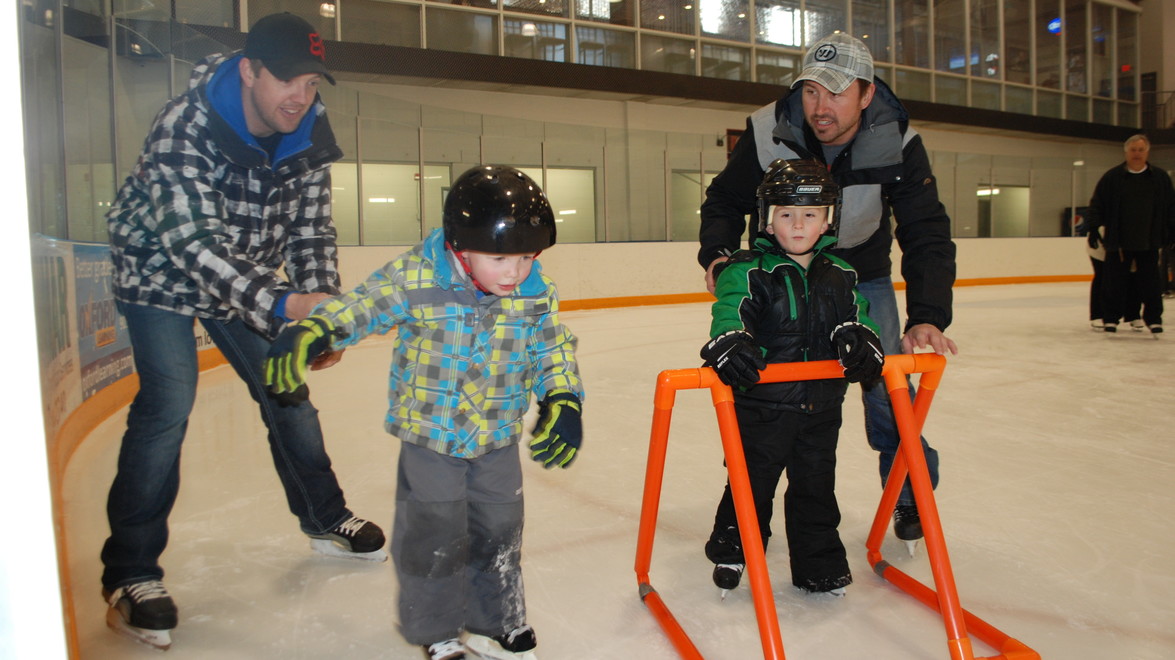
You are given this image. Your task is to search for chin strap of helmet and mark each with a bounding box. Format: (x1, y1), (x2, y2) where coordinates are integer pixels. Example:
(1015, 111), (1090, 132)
(446, 241), (492, 293)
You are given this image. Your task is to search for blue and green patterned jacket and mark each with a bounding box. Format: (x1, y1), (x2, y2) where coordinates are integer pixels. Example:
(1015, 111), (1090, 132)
(317, 228), (583, 458)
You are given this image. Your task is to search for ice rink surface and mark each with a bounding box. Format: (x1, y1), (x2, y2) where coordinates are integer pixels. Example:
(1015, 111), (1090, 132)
(62, 282), (1175, 659)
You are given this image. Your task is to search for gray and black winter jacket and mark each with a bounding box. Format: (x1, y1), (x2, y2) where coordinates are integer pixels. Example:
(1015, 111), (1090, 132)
(699, 78), (956, 333)
(108, 52), (343, 338)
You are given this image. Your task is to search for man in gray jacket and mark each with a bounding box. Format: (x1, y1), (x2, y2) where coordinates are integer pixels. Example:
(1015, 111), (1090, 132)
(102, 13), (384, 650)
(699, 33), (958, 558)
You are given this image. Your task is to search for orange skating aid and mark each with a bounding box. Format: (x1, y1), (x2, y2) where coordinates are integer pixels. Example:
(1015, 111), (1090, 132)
(634, 356), (1040, 660)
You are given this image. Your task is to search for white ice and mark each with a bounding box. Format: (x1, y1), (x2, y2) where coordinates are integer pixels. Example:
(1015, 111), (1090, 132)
(63, 282), (1175, 659)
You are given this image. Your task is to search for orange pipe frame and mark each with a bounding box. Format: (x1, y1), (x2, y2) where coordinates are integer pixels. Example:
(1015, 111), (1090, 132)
(634, 355), (1040, 660)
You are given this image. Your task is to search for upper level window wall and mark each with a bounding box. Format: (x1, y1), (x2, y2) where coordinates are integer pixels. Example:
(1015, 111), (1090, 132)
(1036, 0), (1062, 89)
(576, 0), (635, 27)
(427, 8), (499, 55)
(504, 0), (570, 18)
(1090, 2), (1113, 98)
(428, 0), (499, 6)
(642, 33), (697, 74)
(504, 19), (568, 62)
(756, 49), (799, 85)
(1004, 0), (1032, 85)
(970, 0), (999, 79)
(577, 26), (636, 67)
(804, 0), (846, 46)
(894, 0), (929, 69)
(933, 0), (965, 74)
(701, 43), (750, 80)
(641, 0), (697, 36)
(852, 0), (891, 64)
(1117, 7), (1137, 102)
(1064, 0), (1087, 95)
(341, 0), (422, 47)
(755, 0), (802, 47)
(700, 0), (751, 42)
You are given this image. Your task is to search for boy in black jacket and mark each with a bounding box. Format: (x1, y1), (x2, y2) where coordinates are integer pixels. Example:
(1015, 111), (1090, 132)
(700, 159), (884, 596)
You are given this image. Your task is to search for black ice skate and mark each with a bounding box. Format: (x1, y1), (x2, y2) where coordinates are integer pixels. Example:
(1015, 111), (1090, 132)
(796, 573), (852, 597)
(893, 504), (923, 557)
(308, 515), (388, 562)
(465, 623), (538, 660)
(103, 579), (177, 650)
(705, 528), (746, 599)
(713, 563), (745, 599)
(424, 638), (467, 660)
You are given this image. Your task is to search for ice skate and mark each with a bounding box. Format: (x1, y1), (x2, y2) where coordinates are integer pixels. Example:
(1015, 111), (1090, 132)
(308, 515), (388, 561)
(796, 574), (851, 597)
(103, 579), (177, 650)
(712, 563), (745, 599)
(465, 624), (538, 660)
(424, 638), (466, 660)
(1103, 322), (1118, 333)
(704, 529), (745, 598)
(893, 504), (923, 557)
(1148, 323), (1163, 338)
(1130, 319), (1145, 331)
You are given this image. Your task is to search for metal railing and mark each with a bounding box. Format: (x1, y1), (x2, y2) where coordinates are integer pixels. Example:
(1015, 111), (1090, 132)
(1142, 90), (1175, 129)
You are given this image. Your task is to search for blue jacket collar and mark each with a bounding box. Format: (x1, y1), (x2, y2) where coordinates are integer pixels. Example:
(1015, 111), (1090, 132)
(206, 54), (319, 166)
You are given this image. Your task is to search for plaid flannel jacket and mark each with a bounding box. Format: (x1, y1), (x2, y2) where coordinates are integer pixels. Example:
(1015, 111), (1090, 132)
(318, 229), (583, 458)
(107, 53), (342, 338)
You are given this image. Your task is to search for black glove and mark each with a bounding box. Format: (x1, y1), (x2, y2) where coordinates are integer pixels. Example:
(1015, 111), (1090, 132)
(700, 331), (765, 388)
(265, 317), (341, 399)
(831, 323), (884, 384)
(1087, 228), (1101, 250)
(530, 391), (583, 468)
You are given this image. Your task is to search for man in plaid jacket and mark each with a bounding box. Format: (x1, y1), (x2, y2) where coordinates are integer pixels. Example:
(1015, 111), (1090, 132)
(101, 13), (384, 651)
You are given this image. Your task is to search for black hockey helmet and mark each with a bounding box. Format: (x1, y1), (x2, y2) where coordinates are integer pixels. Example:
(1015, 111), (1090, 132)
(756, 158), (841, 235)
(443, 165), (556, 254)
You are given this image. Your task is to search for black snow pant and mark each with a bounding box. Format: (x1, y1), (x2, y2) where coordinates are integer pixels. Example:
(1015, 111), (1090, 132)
(706, 403), (851, 593)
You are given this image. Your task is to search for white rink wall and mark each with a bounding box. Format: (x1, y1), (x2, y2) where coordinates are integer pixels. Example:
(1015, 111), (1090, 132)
(336, 237), (1093, 300)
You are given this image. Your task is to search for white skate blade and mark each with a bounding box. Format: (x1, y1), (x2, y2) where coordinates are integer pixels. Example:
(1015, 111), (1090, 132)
(309, 538), (388, 562)
(464, 634), (538, 660)
(903, 538), (920, 558)
(106, 606), (172, 650)
(719, 588), (731, 601)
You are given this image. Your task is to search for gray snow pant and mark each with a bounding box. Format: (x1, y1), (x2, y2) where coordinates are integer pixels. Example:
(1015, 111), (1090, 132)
(392, 442), (526, 646)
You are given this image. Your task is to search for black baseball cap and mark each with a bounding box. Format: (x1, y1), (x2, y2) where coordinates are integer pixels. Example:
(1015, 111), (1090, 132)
(243, 13), (336, 85)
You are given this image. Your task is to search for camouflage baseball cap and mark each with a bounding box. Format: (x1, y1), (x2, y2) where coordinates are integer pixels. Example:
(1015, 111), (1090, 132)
(791, 33), (873, 94)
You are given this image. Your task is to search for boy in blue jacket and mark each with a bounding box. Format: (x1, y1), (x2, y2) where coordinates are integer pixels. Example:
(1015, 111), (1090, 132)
(265, 165), (583, 660)
(700, 159), (883, 597)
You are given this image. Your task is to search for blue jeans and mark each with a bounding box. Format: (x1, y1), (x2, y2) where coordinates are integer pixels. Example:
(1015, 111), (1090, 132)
(855, 277), (940, 507)
(101, 303), (352, 590)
